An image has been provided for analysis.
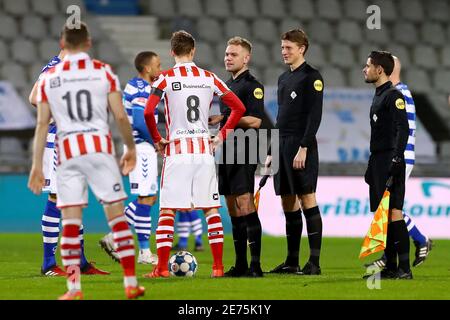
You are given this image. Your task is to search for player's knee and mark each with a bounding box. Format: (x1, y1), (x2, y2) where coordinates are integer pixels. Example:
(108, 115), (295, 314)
(203, 208), (219, 218)
(299, 193), (317, 210)
(138, 195), (157, 206)
(236, 193), (255, 215)
(281, 195), (299, 212)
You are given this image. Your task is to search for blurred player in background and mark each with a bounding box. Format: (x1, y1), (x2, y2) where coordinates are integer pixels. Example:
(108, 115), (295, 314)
(28, 22), (145, 299)
(172, 210), (204, 252)
(365, 56), (433, 270)
(99, 51), (161, 265)
(143, 30), (245, 278)
(209, 36), (265, 277)
(29, 47), (109, 276)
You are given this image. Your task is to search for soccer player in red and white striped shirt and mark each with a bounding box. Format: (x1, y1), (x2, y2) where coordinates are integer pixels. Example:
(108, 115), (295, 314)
(143, 30), (246, 278)
(28, 22), (144, 300)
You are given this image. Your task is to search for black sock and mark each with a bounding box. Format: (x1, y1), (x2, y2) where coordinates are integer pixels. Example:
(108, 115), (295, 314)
(284, 209), (303, 266)
(391, 220), (411, 272)
(230, 216), (248, 270)
(303, 206), (322, 266)
(385, 223), (397, 271)
(244, 212), (262, 266)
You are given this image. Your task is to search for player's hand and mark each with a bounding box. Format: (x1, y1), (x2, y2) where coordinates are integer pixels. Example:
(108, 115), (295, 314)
(28, 166), (45, 195)
(210, 135), (223, 153)
(388, 156), (403, 177)
(155, 138), (169, 156)
(120, 147), (136, 175)
(293, 147), (307, 170)
(208, 115), (224, 126)
(264, 155), (272, 174)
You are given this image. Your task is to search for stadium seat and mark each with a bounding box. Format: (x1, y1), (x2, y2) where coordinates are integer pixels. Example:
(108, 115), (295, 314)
(30, 62), (45, 80)
(357, 43), (377, 64)
(288, 0), (315, 21)
(343, 0), (367, 21)
(279, 18), (305, 35)
(413, 46), (439, 70)
(21, 15), (48, 41)
(194, 42), (215, 68)
(196, 18), (223, 44)
(39, 39), (60, 62)
(3, 0), (29, 16)
(58, 0), (87, 13)
(209, 65), (229, 82)
(215, 43), (226, 64)
(307, 20), (334, 45)
(384, 44), (411, 67)
(49, 15), (66, 39)
(348, 66), (366, 88)
(147, 0), (176, 18)
(116, 64), (136, 87)
(0, 137), (26, 158)
(1, 63), (28, 89)
(84, 15), (104, 40)
(370, 0), (397, 22)
(0, 15), (19, 40)
(337, 21), (363, 45)
(364, 24), (390, 45)
(260, 0), (286, 19)
(441, 46), (450, 68)
(31, 0), (58, 17)
(329, 44), (355, 69)
(321, 66), (346, 87)
(399, 0), (424, 22)
(250, 42), (270, 69)
(393, 22), (419, 46)
(0, 40), (8, 63)
(96, 41), (123, 65)
(11, 38), (37, 65)
(263, 66), (285, 85)
(271, 43), (284, 66)
(432, 69), (450, 93)
(204, 0), (231, 19)
(317, 0), (342, 21)
(426, 0), (449, 22)
(252, 19), (278, 44)
(224, 18), (251, 41)
(404, 69), (432, 93)
(231, 0), (259, 19)
(307, 44), (327, 68)
(420, 22), (446, 47)
(176, 0), (203, 18)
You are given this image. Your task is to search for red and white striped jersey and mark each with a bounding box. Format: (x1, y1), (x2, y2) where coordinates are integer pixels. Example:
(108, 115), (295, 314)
(37, 52), (120, 162)
(152, 62), (230, 154)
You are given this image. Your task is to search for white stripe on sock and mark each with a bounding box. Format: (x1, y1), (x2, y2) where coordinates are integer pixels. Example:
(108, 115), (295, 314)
(42, 226), (59, 232)
(209, 238), (223, 244)
(113, 230), (133, 240)
(62, 219), (82, 226)
(60, 237), (80, 245)
(43, 236), (58, 243)
(124, 276), (137, 287)
(42, 215), (60, 223)
(157, 226), (174, 232)
(156, 241), (173, 248)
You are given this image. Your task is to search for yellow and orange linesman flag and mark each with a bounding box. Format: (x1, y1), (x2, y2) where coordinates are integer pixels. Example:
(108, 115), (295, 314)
(359, 177), (393, 259)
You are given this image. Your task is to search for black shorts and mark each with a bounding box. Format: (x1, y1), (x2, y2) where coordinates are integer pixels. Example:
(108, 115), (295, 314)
(365, 151), (406, 212)
(274, 135), (319, 196)
(218, 163), (257, 196)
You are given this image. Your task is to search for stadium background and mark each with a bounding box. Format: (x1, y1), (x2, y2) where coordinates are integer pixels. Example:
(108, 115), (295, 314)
(0, 0), (449, 238)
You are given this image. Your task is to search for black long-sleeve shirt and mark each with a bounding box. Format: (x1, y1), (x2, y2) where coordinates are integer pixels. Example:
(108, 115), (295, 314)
(276, 62), (323, 148)
(369, 81), (409, 157)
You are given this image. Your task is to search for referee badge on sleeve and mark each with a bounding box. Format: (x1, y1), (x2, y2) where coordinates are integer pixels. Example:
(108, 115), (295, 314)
(253, 87), (264, 99)
(395, 98), (405, 110)
(314, 79), (323, 92)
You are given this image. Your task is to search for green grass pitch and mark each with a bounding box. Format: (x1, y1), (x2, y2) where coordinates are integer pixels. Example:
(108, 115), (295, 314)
(0, 234), (448, 300)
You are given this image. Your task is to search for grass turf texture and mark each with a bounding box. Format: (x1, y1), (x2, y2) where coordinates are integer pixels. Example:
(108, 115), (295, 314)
(0, 234), (448, 300)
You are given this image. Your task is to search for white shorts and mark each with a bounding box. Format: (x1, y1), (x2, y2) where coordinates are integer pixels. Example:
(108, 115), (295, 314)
(127, 142), (158, 196)
(159, 153), (220, 210)
(56, 152), (127, 209)
(42, 146), (57, 194)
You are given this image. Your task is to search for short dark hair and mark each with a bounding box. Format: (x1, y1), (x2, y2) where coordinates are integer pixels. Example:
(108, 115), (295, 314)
(134, 51), (158, 73)
(62, 22), (90, 49)
(368, 51), (395, 76)
(281, 29), (309, 54)
(171, 30), (195, 56)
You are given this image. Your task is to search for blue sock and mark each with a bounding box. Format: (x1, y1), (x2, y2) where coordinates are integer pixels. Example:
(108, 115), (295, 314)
(79, 225), (89, 268)
(188, 210), (203, 246)
(177, 212), (190, 248)
(124, 200), (137, 227)
(41, 200), (61, 270)
(404, 213), (427, 245)
(132, 200), (152, 250)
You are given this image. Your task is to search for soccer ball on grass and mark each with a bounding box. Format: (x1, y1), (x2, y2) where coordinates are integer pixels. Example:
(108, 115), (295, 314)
(169, 251), (198, 277)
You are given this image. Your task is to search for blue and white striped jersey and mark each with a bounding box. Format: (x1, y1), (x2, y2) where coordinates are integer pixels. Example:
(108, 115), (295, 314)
(123, 77), (158, 144)
(395, 82), (415, 165)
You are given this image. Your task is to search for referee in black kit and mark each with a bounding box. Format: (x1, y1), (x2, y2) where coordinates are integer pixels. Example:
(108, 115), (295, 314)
(266, 29), (323, 275)
(363, 51), (412, 279)
(209, 37), (265, 277)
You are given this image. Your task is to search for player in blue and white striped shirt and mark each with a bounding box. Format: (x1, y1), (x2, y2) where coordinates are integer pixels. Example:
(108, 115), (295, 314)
(366, 56), (433, 270)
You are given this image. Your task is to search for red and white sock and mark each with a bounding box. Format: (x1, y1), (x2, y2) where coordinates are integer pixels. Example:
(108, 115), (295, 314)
(108, 215), (137, 287)
(61, 218), (82, 292)
(155, 212), (175, 271)
(206, 213), (224, 269)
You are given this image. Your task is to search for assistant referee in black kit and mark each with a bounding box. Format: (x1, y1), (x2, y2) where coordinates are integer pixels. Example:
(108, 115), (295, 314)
(266, 29), (323, 275)
(209, 37), (265, 277)
(363, 51), (412, 279)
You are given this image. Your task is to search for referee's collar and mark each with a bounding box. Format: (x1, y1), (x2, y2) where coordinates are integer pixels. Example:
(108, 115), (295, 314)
(290, 61), (307, 73)
(375, 81), (392, 96)
(63, 52), (90, 61)
(230, 69), (250, 82)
